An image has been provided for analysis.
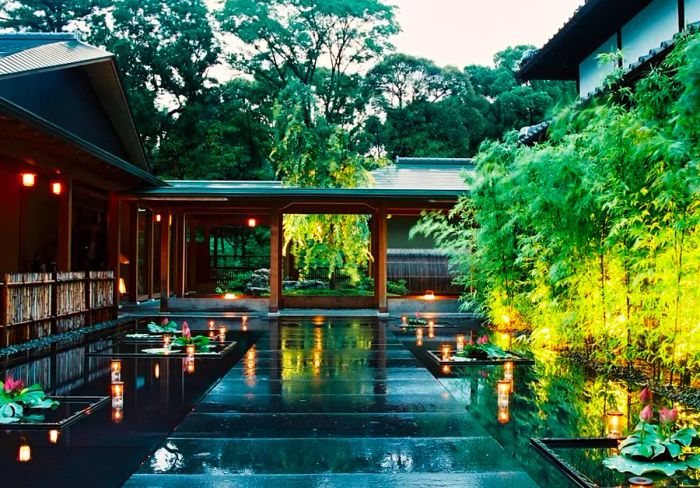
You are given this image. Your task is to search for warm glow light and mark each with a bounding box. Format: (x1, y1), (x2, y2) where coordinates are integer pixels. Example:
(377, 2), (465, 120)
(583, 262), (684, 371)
(154, 213), (162, 222)
(247, 218), (257, 227)
(607, 411), (624, 439)
(223, 293), (236, 300)
(154, 363), (160, 379)
(209, 320), (215, 330)
(185, 357), (195, 374)
(186, 344), (196, 358)
(441, 344), (452, 361)
(111, 359), (122, 382)
(219, 326), (227, 343)
(503, 361), (514, 382)
(118, 277), (127, 295)
(498, 405), (510, 424)
(428, 323), (435, 339)
(628, 477), (653, 487)
(18, 443), (31, 462)
(502, 314), (511, 324)
(441, 365), (451, 374)
(423, 290), (436, 300)
(112, 407), (123, 424)
(111, 381), (124, 399)
(48, 430), (59, 444)
(401, 316), (407, 325)
(21, 173), (36, 187)
(456, 334), (465, 352)
(163, 334), (171, 350)
(51, 181), (62, 195)
(497, 380), (511, 408)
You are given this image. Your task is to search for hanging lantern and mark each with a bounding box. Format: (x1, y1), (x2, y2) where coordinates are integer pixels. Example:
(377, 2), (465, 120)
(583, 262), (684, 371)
(247, 218), (257, 227)
(111, 359), (122, 382)
(607, 411), (624, 438)
(21, 173), (36, 187)
(51, 181), (62, 195)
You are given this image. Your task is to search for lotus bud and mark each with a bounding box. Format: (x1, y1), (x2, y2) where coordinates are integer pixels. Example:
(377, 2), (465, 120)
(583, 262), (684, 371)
(477, 335), (489, 345)
(639, 387), (652, 405)
(659, 407), (677, 425)
(182, 321), (191, 339)
(639, 404), (653, 423)
(162, 317), (169, 326)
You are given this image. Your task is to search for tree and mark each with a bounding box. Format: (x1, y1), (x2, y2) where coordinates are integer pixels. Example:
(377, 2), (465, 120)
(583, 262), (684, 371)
(0, 0), (108, 32)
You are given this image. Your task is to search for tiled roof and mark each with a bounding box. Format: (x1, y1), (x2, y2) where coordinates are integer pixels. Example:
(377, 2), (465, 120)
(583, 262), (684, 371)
(0, 33), (111, 78)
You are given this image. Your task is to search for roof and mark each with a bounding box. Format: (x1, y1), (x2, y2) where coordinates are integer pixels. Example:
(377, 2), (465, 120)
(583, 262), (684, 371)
(518, 0), (654, 81)
(132, 158), (472, 200)
(0, 32), (153, 181)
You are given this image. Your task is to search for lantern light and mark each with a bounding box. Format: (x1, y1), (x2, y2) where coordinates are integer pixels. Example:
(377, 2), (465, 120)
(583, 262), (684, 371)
(21, 173), (36, 187)
(423, 290), (436, 301)
(111, 359), (122, 382)
(498, 405), (510, 424)
(111, 381), (124, 399)
(456, 334), (466, 352)
(441, 365), (451, 374)
(497, 380), (511, 408)
(118, 278), (127, 295)
(209, 320), (215, 330)
(185, 357), (195, 374)
(186, 344), (196, 358)
(441, 344), (452, 361)
(628, 477), (653, 487)
(112, 407), (123, 424)
(18, 441), (31, 462)
(154, 363), (160, 379)
(607, 411), (624, 439)
(223, 293), (236, 300)
(154, 214), (162, 222)
(503, 361), (514, 382)
(51, 181), (62, 195)
(49, 429), (60, 444)
(247, 218), (257, 227)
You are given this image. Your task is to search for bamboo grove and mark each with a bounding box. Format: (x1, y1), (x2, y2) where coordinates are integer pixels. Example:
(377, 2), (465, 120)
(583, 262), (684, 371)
(414, 31), (700, 385)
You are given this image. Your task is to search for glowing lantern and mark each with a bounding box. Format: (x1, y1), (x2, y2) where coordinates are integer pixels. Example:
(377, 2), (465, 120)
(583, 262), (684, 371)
(498, 405), (510, 424)
(111, 359), (122, 382)
(51, 181), (62, 195)
(223, 293), (236, 300)
(456, 334), (465, 352)
(247, 218), (257, 227)
(423, 290), (436, 300)
(21, 173), (36, 187)
(186, 344), (196, 358)
(118, 278), (127, 295)
(111, 381), (124, 408)
(607, 411), (624, 438)
(441, 365), (451, 374)
(441, 344), (451, 361)
(628, 477), (653, 487)
(219, 326), (227, 343)
(497, 380), (511, 408)
(208, 320), (215, 330)
(503, 361), (514, 382)
(163, 334), (171, 351)
(154, 213), (162, 222)
(18, 441), (31, 462)
(49, 429), (59, 444)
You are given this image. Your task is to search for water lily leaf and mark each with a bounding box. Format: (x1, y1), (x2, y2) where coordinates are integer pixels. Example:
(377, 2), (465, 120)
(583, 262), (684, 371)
(604, 455), (688, 476)
(671, 428), (697, 447)
(663, 440), (682, 458)
(0, 402), (22, 420)
(686, 455), (700, 469)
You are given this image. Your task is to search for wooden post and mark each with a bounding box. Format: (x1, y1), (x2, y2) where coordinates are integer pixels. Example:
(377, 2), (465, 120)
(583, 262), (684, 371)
(188, 218), (197, 292)
(107, 193), (121, 313)
(145, 209), (154, 299)
(159, 211), (171, 311)
(175, 211), (186, 298)
(269, 209), (282, 313)
(57, 178), (72, 271)
(375, 207), (388, 313)
(128, 202), (139, 303)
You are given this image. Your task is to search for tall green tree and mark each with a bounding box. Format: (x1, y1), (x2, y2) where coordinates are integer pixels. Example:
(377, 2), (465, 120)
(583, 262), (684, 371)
(0, 0), (108, 32)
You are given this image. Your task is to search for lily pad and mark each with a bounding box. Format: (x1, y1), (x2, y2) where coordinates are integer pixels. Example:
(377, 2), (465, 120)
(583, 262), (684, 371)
(604, 455), (690, 476)
(141, 348), (181, 355)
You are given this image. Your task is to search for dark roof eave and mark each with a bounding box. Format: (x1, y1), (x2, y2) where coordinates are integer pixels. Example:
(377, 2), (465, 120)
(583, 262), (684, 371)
(0, 96), (165, 187)
(131, 188), (468, 200)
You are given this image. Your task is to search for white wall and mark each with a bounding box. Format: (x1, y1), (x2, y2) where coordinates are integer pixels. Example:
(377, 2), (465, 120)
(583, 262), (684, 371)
(686, 0), (700, 25)
(622, 0), (679, 68)
(578, 34), (618, 97)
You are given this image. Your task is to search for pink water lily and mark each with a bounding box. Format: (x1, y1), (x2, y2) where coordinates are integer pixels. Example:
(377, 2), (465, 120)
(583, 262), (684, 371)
(477, 334), (489, 345)
(182, 321), (191, 340)
(639, 404), (653, 423)
(3, 376), (24, 394)
(639, 386), (652, 405)
(659, 407), (678, 425)
(161, 318), (169, 326)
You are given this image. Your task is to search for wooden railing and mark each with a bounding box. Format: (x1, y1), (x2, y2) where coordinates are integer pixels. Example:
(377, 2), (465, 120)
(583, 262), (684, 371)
(0, 270), (117, 347)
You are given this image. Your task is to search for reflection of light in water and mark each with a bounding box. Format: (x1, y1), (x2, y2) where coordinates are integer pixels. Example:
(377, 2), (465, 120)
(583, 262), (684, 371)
(498, 405), (510, 424)
(150, 442), (184, 473)
(49, 429), (59, 444)
(380, 452), (414, 471)
(184, 357), (195, 374)
(112, 406), (123, 424)
(154, 363), (160, 379)
(245, 347), (256, 386)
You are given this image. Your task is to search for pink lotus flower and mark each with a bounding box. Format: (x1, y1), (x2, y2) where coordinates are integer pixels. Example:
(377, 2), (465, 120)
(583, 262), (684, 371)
(639, 387), (652, 405)
(182, 321), (191, 340)
(659, 407), (677, 425)
(3, 376), (23, 394)
(467, 338), (474, 346)
(639, 404), (653, 423)
(162, 318), (169, 326)
(477, 335), (489, 345)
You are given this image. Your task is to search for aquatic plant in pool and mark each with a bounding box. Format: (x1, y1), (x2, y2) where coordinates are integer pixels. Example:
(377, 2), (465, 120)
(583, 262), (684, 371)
(0, 377), (59, 424)
(147, 318), (180, 334)
(172, 322), (211, 352)
(605, 387), (700, 476)
(455, 334), (509, 360)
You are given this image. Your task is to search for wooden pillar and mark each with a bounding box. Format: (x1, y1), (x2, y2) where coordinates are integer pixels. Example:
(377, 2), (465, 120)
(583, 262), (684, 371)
(107, 193), (121, 312)
(128, 202), (139, 303)
(159, 211), (171, 311)
(269, 208), (283, 313)
(145, 209), (154, 299)
(175, 211), (186, 298)
(188, 218), (197, 291)
(375, 208), (388, 313)
(57, 178), (72, 271)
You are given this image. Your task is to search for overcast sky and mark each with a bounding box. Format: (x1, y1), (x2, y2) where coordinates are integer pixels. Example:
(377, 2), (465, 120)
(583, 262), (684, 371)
(390, 0), (583, 67)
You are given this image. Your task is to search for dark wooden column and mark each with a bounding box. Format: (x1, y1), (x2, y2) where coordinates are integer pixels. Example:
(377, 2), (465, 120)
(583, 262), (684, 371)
(375, 207), (388, 313)
(269, 208), (283, 313)
(57, 177), (72, 271)
(107, 193), (121, 312)
(128, 202), (139, 303)
(145, 209), (154, 299)
(159, 211), (171, 311)
(174, 211), (186, 298)
(187, 218), (197, 292)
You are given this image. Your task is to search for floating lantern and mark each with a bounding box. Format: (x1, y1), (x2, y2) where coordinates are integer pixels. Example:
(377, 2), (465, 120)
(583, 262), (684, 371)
(607, 411), (624, 439)
(111, 359), (122, 382)
(497, 380), (511, 408)
(51, 181), (62, 195)
(423, 290), (436, 300)
(154, 363), (160, 379)
(456, 334), (465, 352)
(21, 173), (36, 187)
(629, 477), (653, 487)
(223, 293), (236, 300)
(112, 406), (123, 424)
(154, 213), (162, 222)
(208, 320), (215, 330)
(186, 344), (196, 358)
(441, 344), (451, 361)
(18, 441), (31, 462)
(503, 361), (514, 382)
(163, 334), (171, 350)
(247, 218), (257, 227)
(498, 405), (510, 424)
(48, 429), (59, 444)
(118, 277), (127, 295)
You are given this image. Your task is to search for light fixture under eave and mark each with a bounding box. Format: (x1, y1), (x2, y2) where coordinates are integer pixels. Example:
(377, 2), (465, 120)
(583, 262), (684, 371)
(118, 277), (127, 295)
(247, 218), (257, 227)
(51, 181), (62, 195)
(423, 290), (436, 301)
(21, 173), (36, 187)
(154, 213), (162, 222)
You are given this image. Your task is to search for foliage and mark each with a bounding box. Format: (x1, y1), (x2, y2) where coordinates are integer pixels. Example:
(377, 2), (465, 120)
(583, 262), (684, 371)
(415, 31), (700, 383)
(215, 272), (253, 295)
(0, 378), (59, 424)
(0, 0), (108, 33)
(387, 279), (408, 296)
(147, 318), (179, 334)
(456, 334), (510, 359)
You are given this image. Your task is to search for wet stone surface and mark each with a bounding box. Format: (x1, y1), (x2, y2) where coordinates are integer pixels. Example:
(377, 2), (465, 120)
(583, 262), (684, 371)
(125, 319), (538, 487)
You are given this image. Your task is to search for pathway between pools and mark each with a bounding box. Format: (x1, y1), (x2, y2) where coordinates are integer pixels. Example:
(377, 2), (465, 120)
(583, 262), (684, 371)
(124, 319), (538, 487)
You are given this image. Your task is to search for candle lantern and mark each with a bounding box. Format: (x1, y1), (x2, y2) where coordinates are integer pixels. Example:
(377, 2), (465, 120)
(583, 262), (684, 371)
(497, 380), (511, 408)
(18, 441), (31, 462)
(163, 334), (171, 351)
(112, 406), (123, 424)
(424, 290), (436, 300)
(21, 173), (36, 187)
(456, 334), (465, 352)
(186, 344), (196, 358)
(503, 361), (514, 382)
(441, 344), (452, 361)
(219, 326), (227, 343)
(607, 411), (624, 438)
(111, 359), (122, 382)
(498, 405), (510, 424)
(49, 429), (60, 444)
(209, 320), (215, 330)
(628, 477), (653, 487)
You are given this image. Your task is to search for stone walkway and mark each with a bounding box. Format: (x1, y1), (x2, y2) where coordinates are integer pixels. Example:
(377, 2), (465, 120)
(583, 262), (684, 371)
(125, 319), (538, 487)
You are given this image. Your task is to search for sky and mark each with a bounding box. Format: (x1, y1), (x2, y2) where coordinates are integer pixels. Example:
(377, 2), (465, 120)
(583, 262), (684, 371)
(390, 0), (584, 67)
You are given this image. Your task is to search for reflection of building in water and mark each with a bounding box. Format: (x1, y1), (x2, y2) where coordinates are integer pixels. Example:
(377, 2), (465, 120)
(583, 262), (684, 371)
(244, 346), (257, 386)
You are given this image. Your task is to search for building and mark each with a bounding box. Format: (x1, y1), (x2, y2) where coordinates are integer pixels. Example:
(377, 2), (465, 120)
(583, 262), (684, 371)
(519, 0), (700, 98)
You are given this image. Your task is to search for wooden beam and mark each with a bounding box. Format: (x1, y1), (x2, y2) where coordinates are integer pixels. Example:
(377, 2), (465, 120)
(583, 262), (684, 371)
(375, 207), (388, 313)
(159, 212), (171, 311)
(128, 202), (139, 303)
(269, 208), (282, 313)
(57, 178), (72, 271)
